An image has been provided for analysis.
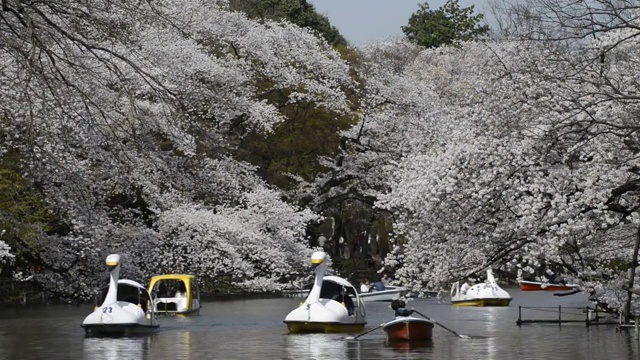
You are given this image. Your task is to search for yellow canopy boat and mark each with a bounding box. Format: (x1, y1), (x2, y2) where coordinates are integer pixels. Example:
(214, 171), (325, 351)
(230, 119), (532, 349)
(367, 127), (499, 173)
(148, 274), (202, 315)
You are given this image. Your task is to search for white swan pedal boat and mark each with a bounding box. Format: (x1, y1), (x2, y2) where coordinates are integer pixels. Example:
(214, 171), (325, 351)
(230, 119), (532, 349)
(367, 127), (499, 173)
(450, 269), (512, 307)
(81, 254), (159, 336)
(284, 251), (366, 333)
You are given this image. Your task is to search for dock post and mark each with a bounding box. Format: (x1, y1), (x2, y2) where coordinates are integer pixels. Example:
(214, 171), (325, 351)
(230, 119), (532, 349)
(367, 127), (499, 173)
(558, 305), (562, 326)
(517, 306), (522, 326)
(636, 316), (639, 340)
(586, 307), (591, 327)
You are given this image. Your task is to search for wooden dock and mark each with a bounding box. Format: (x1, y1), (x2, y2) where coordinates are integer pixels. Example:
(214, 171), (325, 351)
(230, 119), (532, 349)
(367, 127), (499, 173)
(518, 284), (640, 340)
(516, 305), (618, 326)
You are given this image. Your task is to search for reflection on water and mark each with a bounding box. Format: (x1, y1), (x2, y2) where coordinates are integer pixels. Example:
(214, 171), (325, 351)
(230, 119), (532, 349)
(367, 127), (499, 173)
(385, 339), (433, 353)
(83, 336), (151, 360)
(146, 314), (198, 360)
(175, 330), (192, 359)
(284, 334), (438, 360)
(0, 329), (8, 360)
(285, 333), (355, 359)
(482, 306), (500, 360)
(283, 332), (438, 360)
(150, 329), (193, 360)
(1, 294), (639, 359)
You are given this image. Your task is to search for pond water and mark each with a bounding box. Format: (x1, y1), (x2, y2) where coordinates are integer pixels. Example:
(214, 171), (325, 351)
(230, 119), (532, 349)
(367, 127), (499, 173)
(0, 288), (638, 359)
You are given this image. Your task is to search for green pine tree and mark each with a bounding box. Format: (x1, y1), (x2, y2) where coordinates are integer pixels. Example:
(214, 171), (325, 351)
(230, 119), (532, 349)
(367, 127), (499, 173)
(402, 0), (490, 48)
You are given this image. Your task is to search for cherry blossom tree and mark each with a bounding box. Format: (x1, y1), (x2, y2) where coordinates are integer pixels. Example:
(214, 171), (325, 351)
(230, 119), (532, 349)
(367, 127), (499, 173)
(377, 2), (640, 314)
(0, 0), (352, 299)
(510, 0), (640, 319)
(0, 230), (12, 265)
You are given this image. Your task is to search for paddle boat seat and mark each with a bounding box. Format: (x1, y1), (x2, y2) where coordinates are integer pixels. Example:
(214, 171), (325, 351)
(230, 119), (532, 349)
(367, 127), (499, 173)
(154, 297), (189, 312)
(321, 283), (355, 316)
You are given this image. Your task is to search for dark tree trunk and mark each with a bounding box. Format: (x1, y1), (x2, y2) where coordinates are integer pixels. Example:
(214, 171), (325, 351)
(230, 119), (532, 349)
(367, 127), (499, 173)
(306, 223), (318, 248)
(330, 214), (344, 258)
(624, 225), (640, 323)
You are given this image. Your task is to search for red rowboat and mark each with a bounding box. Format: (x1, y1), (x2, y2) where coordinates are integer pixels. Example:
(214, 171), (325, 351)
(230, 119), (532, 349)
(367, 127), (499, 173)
(518, 280), (579, 291)
(383, 317), (435, 342)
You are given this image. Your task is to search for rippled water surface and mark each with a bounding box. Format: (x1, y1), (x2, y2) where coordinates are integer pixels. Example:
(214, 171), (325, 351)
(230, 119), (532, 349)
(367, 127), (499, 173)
(0, 289), (638, 359)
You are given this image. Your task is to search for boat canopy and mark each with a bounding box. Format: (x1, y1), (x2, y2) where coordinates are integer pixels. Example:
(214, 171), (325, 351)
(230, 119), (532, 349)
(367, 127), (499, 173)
(323, 276), (356, 289)
(148, 274), (200, 302)
(149, 274), (196, 283)
(96, 279), (153, 311)
(118, 279), (147, 290)
(320, 276), (358, 299)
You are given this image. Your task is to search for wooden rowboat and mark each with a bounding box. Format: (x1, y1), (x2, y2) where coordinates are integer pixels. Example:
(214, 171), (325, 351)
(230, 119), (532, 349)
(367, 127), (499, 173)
(518, 280), (579, 292)
(383, 317), (434, 342)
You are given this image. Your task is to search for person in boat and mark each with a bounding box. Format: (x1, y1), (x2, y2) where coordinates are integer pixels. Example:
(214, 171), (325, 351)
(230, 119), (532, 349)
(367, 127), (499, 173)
(381, 273), (391, 286)
(157, 283), (169, 298)
(546, 271), (567, 285)
(332, 287), (355, 315)
(174, 281), (187, 298)
(371, 277), (386, 292)
(460, 281), (470, 295)
(391, 299), (414, 317)
(360, 279), (371, 293)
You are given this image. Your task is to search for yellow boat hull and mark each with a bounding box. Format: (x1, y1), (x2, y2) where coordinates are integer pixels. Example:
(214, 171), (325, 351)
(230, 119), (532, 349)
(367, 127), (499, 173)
(451, 298), (511, 307)
(285, 321), (365, 334)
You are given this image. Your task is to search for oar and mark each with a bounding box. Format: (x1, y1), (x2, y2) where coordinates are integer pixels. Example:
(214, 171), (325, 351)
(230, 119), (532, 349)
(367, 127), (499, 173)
(412, 309), (471, 339)
(345, 323), (386, 340)
(554, 289), (580, 297)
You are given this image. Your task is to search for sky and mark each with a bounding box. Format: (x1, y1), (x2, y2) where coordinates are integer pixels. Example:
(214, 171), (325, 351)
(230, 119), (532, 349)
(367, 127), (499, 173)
(308, 0), (490, 45)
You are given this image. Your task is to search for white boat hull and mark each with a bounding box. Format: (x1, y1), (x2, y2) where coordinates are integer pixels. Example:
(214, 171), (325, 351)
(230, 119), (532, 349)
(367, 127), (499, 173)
(360, 286), (405, 302)
(284, 298), (363, 333)
(153, 297), (201, 315)
(82, 302), (158, 336)
(286, 298), (350, 320)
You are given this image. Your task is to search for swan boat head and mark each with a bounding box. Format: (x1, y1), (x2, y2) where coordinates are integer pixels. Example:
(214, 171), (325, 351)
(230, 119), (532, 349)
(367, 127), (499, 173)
(283, 251), (366, 333)
(102, 254), (121, 306)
